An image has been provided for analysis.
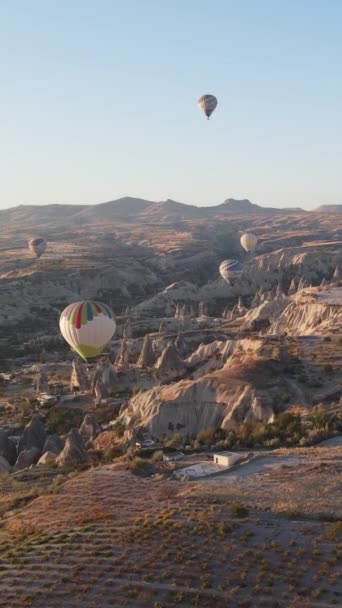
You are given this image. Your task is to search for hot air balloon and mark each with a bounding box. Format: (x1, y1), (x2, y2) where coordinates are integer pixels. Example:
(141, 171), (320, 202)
(240, 233), (258, 253)
(28, 237), (47, 258)
(219, 259), (243, 285)
(197, 94), (217, 119)
(59, 301), (116, 361)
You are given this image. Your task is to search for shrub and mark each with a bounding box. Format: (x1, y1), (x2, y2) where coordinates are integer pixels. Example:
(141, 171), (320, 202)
(196, 427), (216, 446)
(323, 364), (334, 374)
(307, 405), (329, 429)
(325, 521), (342, 540)
(111, 421), (125, 438)
(152, 450), (163, 463)
(45, 411), (69, 434)
(128, 457), (155, 476)
(265, 437), (281, 449)
(46, 409), (83, 434)
(229, 503), (249, 518)
(164, 432), (183, 448)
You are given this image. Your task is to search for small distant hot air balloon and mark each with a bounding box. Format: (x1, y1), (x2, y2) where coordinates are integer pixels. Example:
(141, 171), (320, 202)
(219, 259), (243, 285)
(240, 233), (258, 253)
(197, 94), (217, 119)
(59, 301), (116, 361)
(28, 237), (47, 258)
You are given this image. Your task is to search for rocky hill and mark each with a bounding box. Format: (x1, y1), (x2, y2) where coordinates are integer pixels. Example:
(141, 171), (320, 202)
(0, 198), (341, 370)
(0, 196), (305, 228)
(314, 204), (342, 213)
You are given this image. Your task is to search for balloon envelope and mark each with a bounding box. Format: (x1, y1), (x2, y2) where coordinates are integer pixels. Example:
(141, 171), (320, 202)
(197, 94), (217, 119)
(219, 259), (243, 284)
(240, 233), (258, 253)
(59, 301), (116, 360)
(28, 237), (47, 258)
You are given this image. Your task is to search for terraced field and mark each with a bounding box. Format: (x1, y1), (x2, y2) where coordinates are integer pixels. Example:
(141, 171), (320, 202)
(0, 464), (341, 607)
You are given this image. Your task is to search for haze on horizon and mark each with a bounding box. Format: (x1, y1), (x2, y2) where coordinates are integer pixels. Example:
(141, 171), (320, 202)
(1, 0), (341, 211)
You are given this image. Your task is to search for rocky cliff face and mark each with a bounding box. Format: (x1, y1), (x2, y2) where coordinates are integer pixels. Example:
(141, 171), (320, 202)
(119, 339), (299, 441)
(268, 287), (342, 336)
(0, 262), (160, 328)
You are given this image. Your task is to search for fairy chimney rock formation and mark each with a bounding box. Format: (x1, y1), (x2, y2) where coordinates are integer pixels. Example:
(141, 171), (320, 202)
(198, 301), (208, 317)
(137, 334), (156, 368)
(159, 319), (167, 334)
(123, 318), (133, 339)
(115, 339), (129, 372)
(251, 290), (260, 308)
(175, 332), (186, 356)
(333, 265), (342, 281)
(237, 297), (246, 313)
(94, 381), (106, 406)
(154, 342), (186, 380)
(276, 284), (286, 300)
(79, 414), (101, 444)
(288, 278), (297, 295)
(102, 359), (117, 393)
(70, 359), (89, 392)
(92, 359), (117, 395)
(36, 371), (49, 395)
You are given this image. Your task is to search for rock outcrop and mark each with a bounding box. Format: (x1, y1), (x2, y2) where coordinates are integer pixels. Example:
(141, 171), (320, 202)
(159, 320), (167, 334)
(154, 342), (187, 381)
(92, 359), (117, 395)
(287, 278), (297, 296)
(123, 318), (133, 339)
(94, 381), (107, 406)
(79, 414), (100, 445)
(36, 371), (49, 395)
(0, 455), (11, 473)
(70, 359), (89, 392)
(18, 416), (46, 454)
(133, 281), (200, 318)
(37, 451), (57, 466)
(120, 339), (289, 440)
(15, 447), (41, 470)
(136, 334), (155, 368)
(0, 430), (17, 465)
(55, 429), (90, 467)
(115, 340), (129, 372)
(268, 287), (342, 336)
(43, 434), (64, 455)
(242, 298), (290, 332)
(333, 265), (342, 281)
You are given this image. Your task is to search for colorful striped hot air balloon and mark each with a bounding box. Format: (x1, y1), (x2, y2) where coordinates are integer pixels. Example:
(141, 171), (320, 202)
(219, 259), (243, 285)
(240, 233), (258, 253)
(28, 237), (47, 258)
(59, 301), (116, 360)
(197, 94), (218, 119)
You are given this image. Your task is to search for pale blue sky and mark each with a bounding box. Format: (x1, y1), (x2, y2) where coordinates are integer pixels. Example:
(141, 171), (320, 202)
(0, 0), (341, 210)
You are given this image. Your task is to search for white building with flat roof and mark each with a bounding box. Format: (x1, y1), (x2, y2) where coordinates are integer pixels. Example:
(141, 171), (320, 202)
(213, 452), (242, 467)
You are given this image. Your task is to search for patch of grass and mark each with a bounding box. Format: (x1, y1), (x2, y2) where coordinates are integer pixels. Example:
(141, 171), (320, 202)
(128, 456), (156, 476)
(325, 521), (342, 540)
(229, 503), (249, 518)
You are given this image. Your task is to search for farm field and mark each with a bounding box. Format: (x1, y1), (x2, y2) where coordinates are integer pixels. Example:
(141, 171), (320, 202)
(1, 446), (341, 608)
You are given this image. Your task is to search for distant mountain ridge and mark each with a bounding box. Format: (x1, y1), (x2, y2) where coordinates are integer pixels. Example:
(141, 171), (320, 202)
(314, 204), (342, 213)
(0, 197), (339, 228)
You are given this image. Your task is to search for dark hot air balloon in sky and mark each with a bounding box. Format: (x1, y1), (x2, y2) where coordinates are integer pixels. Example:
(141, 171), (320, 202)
(197, 94), (218, 119)
(28, 237), (47, 258)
